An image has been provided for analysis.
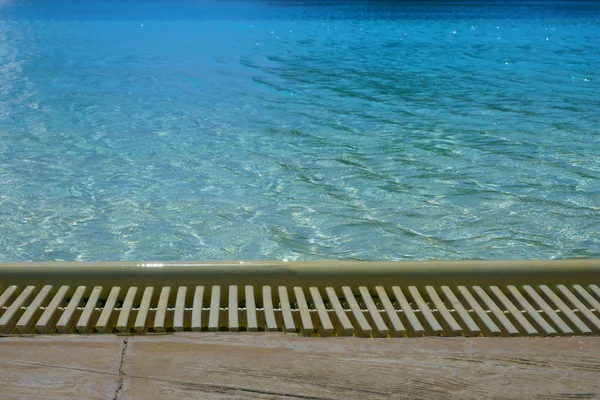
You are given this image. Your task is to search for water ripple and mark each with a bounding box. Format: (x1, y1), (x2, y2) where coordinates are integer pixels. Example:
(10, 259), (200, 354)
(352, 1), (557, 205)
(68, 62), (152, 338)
(0, 0), (598, 261)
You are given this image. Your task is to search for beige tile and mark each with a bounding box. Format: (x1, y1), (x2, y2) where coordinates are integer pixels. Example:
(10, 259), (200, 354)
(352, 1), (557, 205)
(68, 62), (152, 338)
(0, 336), (123, 400)
(120, 333), (600, 400)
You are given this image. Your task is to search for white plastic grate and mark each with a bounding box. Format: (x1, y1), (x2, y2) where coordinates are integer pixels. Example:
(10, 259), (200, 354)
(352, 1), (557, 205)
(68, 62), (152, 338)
(1, 283), (599, 337)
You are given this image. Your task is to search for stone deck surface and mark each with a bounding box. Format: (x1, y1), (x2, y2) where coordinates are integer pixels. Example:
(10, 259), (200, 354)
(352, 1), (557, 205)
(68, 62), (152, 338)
(1, 333), (599, 399)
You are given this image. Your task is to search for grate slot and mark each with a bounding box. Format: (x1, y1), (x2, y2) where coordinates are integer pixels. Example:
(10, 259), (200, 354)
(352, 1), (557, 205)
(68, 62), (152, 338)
(556, 285), (600, 331)
(57, 286), (87, 333)
(310, 287), (334, 336)
(0, 285), (18, 309)
(458, 286), (501, 335)
(573, 285), (600, 314)
(540, 285), (590, 334)
(16, 285), (52, 334)
(0, 285), (35, 333)
(78, 286), (103, 333)
(507, 285), (556, 336)
(342, 286), (372, 337)
(590, 284), (600, 299)
(409, 286), (442, 334)
(490, 286), (537, 336)
(36, 285), (69, 334)
(360, 287), (389, 336)
(426, 286), (461, 335)
(326, 287), (353, 336)
(441, 286), (480, 335)
(392, 286), (424, 335)
(473, 286), (518, 336)
(375, 286), (405, 335)
(523, 285), (572, 335)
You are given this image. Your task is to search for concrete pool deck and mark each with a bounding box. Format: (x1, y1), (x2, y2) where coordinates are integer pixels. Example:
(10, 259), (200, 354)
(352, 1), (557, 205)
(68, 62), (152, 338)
(1, 333), (599, 399)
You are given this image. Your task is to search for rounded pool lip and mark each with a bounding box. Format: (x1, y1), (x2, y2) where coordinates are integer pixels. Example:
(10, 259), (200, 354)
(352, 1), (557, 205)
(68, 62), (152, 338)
(0, 259), (598, 289)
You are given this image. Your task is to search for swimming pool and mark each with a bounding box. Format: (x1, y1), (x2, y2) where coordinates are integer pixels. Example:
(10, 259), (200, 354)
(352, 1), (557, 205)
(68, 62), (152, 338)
(0, 0), (598, 261)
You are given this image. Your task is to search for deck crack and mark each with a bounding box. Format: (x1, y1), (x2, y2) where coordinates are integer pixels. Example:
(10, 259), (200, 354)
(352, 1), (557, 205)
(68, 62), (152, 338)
(113, 337), (129, 400)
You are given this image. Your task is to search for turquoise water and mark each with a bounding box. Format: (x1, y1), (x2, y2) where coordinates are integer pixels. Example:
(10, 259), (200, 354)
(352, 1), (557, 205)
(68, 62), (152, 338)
(0, 0), (598, 261)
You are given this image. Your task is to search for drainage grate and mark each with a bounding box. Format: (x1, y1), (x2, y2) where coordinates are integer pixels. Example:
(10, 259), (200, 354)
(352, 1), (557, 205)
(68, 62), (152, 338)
(1, 283), (600, 337)
(0, 260), (599, 337)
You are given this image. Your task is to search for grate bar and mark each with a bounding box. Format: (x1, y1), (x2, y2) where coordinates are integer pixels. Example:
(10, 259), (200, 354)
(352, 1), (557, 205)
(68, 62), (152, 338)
(117, 287), (138, 332)
(294, 287), (314, 334)
(245, 285), (258, 332)
(208, 285), (220, 332)
(326, 287), (353, 335)
(343, 286), (372, 336)
(191, 286), (204, 331)
(310, 287), (334, 336)
(173, 286), (187, 332)
(133, 287), (153, 332)
(228, 285), (239, 332)
(154, 286), (171, 332)
(263, 286), (278, 332)
(97, 287), (120, 333)
(278, 286), (296, 333)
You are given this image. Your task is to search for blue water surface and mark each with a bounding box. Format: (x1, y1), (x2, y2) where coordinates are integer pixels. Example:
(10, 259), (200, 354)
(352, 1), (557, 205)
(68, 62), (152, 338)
(0, 0), (598, 261)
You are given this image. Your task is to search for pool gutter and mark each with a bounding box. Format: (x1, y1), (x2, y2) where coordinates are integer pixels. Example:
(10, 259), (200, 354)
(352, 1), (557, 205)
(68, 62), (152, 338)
(0, 259), (599, 337)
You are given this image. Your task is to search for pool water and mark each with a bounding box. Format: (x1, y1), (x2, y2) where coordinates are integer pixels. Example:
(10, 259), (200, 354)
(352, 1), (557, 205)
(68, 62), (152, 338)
(0, 0), (598, 261)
